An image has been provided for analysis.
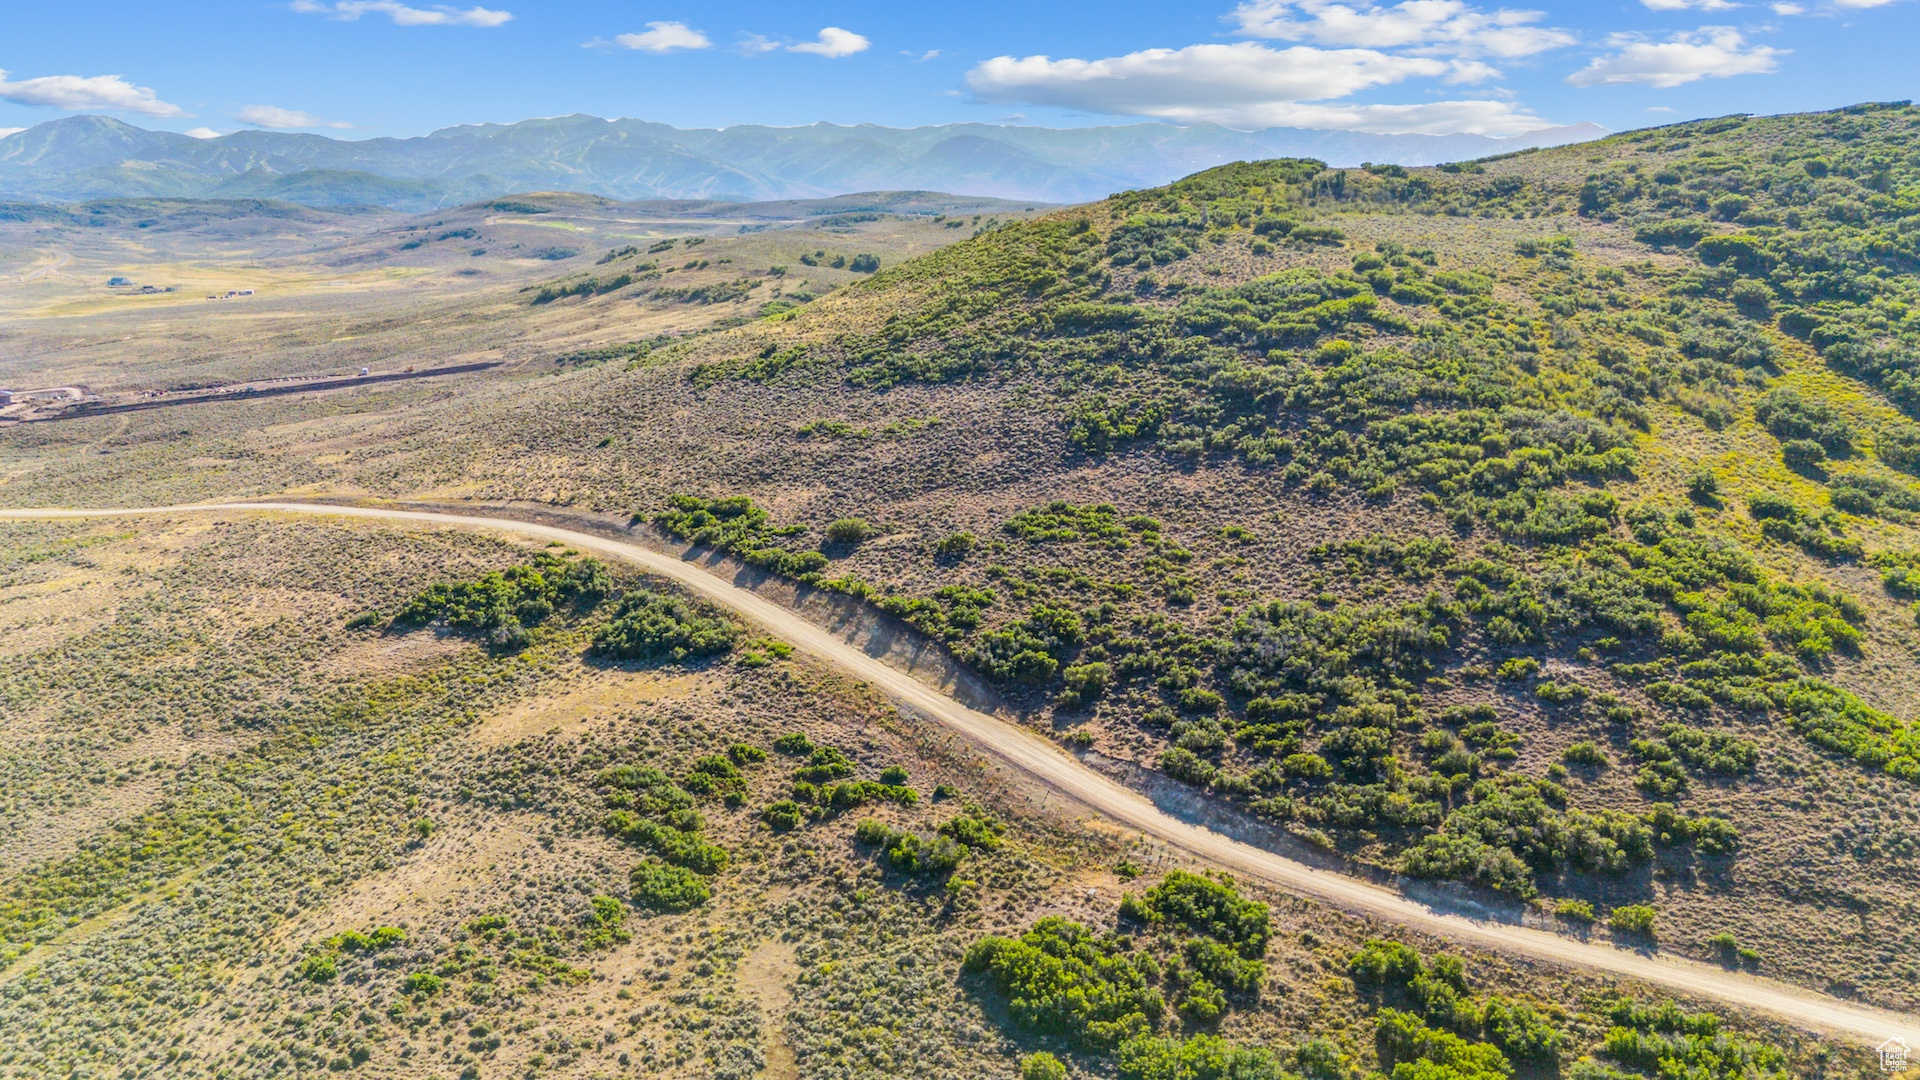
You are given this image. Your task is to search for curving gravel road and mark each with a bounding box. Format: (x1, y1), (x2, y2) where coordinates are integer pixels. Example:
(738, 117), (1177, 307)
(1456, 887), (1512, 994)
(4, 500), (1916, 1049)
(13, 249), (72, 283)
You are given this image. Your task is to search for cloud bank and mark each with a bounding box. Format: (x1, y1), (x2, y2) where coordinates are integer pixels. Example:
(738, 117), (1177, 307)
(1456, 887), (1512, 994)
(1229, 0), (1577, 57)
(1567, 27), (1785, 88)
(966, 40), (1548, 135)
(236, 104), (352, 129)
(291, 1), (512, 27)
(0, 70), (186, 117)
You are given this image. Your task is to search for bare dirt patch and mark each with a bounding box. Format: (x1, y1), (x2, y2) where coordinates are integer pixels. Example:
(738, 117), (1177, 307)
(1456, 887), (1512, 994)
(468, 667), (718, 747)
(738, 940), (801, 1080)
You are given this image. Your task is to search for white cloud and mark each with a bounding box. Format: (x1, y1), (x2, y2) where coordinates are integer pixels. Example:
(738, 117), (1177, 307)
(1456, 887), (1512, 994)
(965, 42), (1548, 134)
(1228, 0), (1576, 57)
(788, 27), (870, 58)
(612, 21), (711, 53)
(291, 1), (512, 27)
(0, 69), (187, 117)
(1445, 59), (1503, 82)
(183, 126), (223, 138)
(236, 104), (352, 129)
(1567, 26), (1784, 87)
(971, 43), (1443, 108)
(1745, 0), (1907, 13)
(0, 127), (22, 139)
(1641, 0), (1741, 10)
(1239, 98), (1547, 133)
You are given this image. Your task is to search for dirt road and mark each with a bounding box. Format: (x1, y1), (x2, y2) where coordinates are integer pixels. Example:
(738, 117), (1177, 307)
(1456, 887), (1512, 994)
(5, 500), (1916, 1048)
(13, 249), (71, 282)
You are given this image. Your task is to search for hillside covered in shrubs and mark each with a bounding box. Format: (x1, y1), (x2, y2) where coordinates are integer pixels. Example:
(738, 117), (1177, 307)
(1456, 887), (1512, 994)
(570, 103), (1920, 1008)
(6, 102), (1920, 1079)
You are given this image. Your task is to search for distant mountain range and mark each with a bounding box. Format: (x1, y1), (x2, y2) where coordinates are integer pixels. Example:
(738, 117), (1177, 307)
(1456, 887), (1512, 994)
(0, 114), (1607, 211)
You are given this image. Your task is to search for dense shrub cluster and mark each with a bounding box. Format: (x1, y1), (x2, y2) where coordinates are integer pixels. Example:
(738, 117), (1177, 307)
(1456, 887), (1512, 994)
(1580, 999), (1790, 1079)
(967, 874), (1280, 1072)
(1351, 939), (1563, 1074)
(652, 493), (830, 577)
(600, 762), (732, 883)
(1118, 871), (1270, 958)
(394, 553), (611, 649)
(964, 917), (1166, 1048)
(589, 588), (740, 662)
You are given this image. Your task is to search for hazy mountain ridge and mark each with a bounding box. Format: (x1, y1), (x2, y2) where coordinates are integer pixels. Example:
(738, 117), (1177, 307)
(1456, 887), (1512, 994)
(0, 113), (1606, 210)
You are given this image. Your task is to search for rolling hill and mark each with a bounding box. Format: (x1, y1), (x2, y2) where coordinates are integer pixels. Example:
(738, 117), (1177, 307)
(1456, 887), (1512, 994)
(2, 101), (1918, 1080)
(0, 113), (1605, 210)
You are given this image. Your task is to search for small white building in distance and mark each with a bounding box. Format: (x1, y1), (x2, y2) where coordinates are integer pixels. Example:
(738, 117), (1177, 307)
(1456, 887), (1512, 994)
(0, 389), (13, 406)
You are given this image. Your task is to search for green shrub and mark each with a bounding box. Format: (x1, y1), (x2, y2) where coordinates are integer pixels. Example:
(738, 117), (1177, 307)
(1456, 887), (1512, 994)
(1780, 439), (1826, 471)
(1375, 1008), (1511, 1080)
(605, 811), (730, 874)
(762, 799), (805, 831)
(824, 517), (878, 544)
(963, 917), (1165, 1048)
(589, 894), (627, 927)
(937, 811), (1006, 850)
(1183, 937), (1265, 994)
(934, 532), (978, 559)
(1607, 904), (1658, 936)
(1554, 899), (1596, 923)
(1595, 997), (1788, 1077)
(1159, 747), (1216, 787)
(1058, 661), (1113, 707)
(795, 746), (858, 783)
(682, 754), (747, 800)
(395, 554), (611, 649)
(1118, 871), (1269, 956)
(1563, 741), (1607, 766)
(1118, 1034), (1284, 1080)
(1754, 388), (1852, 452)
(591, 588), (739, 662)
(629, 860), (711, 912)
(1021, 1052), (1068, 1080)
(1349, 939), (1423, 985)
(1483, 995), (1559, 1062)
(968, 602), (1083, 684)
(653, 494), (830, 578)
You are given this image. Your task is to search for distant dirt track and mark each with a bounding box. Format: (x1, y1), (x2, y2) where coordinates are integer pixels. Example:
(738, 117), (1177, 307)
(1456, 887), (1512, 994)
(16, 362), (503, 422)
(14, 249), (70, 282)
(4, 499), (1916, 1048)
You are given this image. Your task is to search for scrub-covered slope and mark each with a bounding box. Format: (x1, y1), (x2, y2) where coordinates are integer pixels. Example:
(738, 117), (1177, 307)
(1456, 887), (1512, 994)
(437, 102), (1920, 1008)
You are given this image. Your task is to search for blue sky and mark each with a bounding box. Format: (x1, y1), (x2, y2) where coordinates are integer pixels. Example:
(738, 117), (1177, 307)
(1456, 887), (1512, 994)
(1, 1), (1916, 140)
